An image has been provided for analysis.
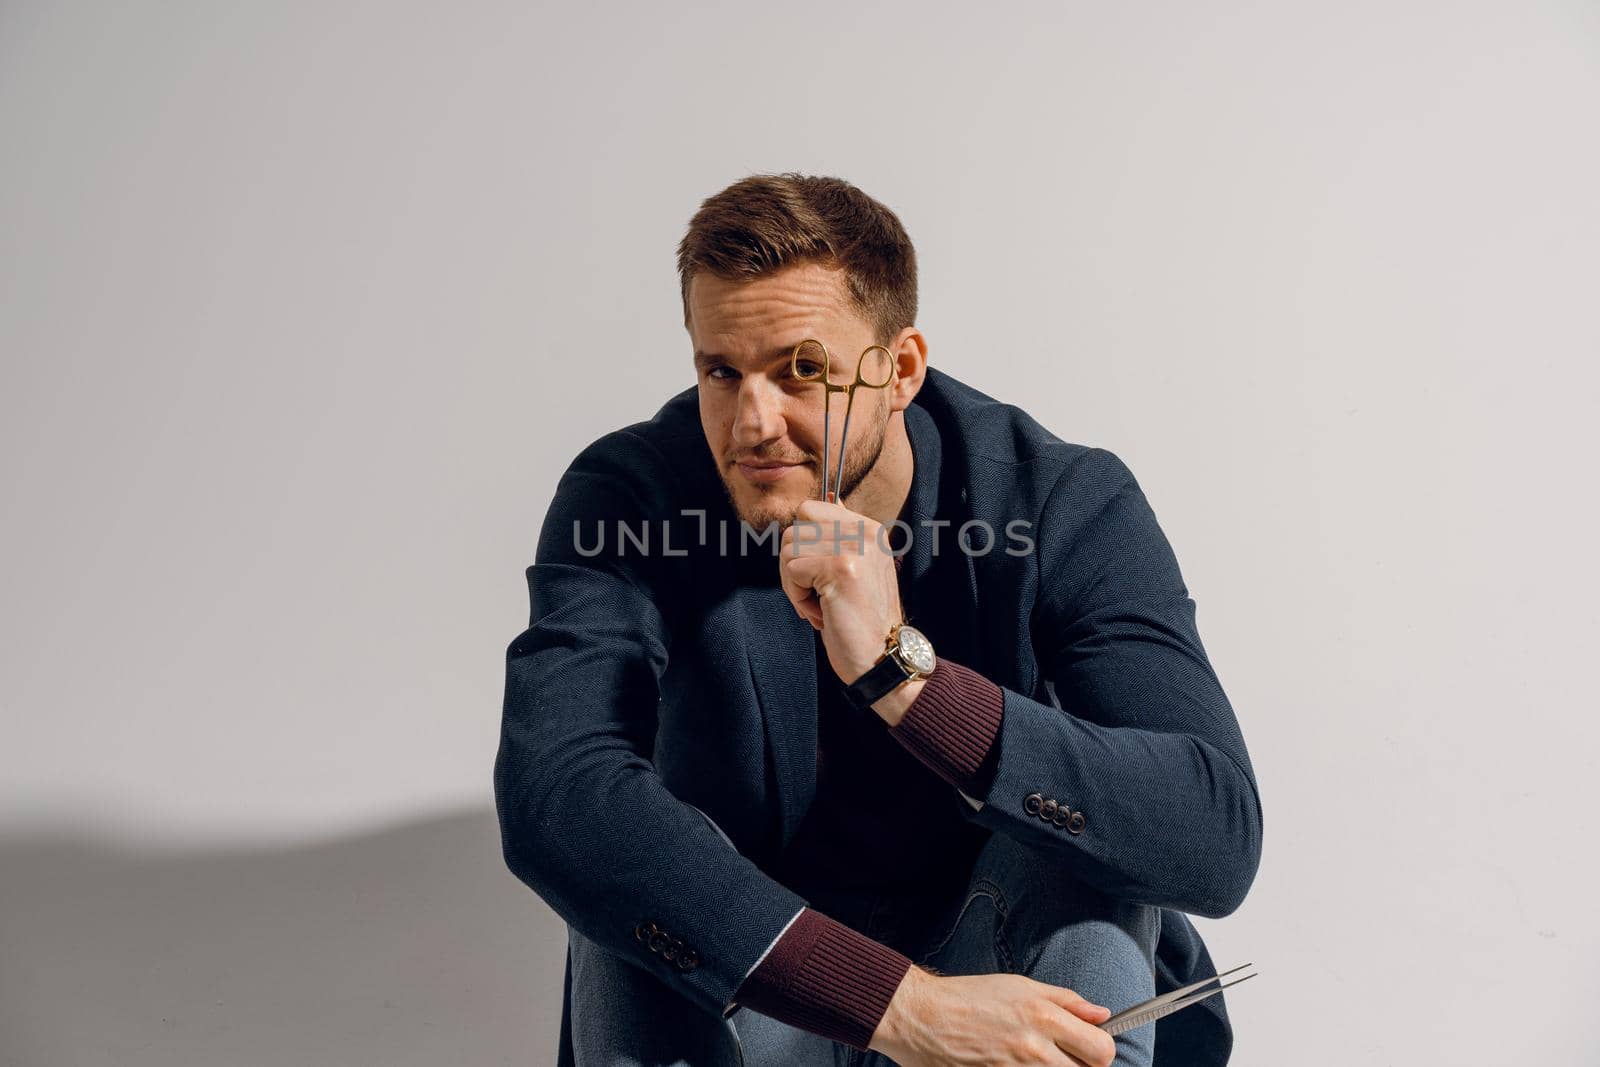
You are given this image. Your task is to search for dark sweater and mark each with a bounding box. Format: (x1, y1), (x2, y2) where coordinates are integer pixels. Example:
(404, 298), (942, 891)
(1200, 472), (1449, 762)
(733, 657), (1005, 1049)
(731, 439), (1009, 1050)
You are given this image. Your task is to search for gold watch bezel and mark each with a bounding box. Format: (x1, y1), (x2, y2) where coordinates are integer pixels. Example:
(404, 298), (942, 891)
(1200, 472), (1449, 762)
(885, 621), (936, 681)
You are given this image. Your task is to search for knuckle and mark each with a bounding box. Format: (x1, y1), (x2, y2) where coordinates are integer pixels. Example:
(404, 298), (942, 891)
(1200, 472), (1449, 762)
(1013, 1034), (1050, 1061)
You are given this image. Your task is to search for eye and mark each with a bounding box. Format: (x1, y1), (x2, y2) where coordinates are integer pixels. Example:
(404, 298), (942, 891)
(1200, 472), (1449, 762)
(792, 361), (824, 379)
(705, 366), (737, 381)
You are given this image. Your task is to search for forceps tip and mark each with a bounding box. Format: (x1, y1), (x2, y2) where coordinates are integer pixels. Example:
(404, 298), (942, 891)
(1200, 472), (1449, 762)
(1098, 962), (1260, 1037)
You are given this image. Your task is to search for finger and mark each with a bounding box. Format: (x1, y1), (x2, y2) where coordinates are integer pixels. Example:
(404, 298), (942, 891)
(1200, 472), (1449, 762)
(778, 577), (822, 627)
(778, 557), (827, 629)
(782, 520), (865, 558)
(777, 554), (814, 605)
(1047, 1013), (1118, 1067)
(782, 537), (841, 558)
(781, 520), (831, 557)
(781, 553), (831, 590)
(1040, 984), (1111, 1021)
(1039, 1042), (1078, 1067)
(796, 498), (849, 520)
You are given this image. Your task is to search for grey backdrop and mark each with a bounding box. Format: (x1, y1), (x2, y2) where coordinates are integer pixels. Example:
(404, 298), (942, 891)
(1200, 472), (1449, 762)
(2, 2), (1596, 1064)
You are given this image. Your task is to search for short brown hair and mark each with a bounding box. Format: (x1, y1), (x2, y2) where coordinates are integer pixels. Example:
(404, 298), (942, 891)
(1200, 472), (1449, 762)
(677, 173), (918, 345)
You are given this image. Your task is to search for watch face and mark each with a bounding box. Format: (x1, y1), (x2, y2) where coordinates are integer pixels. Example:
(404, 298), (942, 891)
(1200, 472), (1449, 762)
(896, 625), (936, 675)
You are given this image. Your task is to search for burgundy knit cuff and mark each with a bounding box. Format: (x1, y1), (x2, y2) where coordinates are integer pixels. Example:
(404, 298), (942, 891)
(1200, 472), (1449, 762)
(887, 658), (1005, 797)
(732, 907), (914, 1051)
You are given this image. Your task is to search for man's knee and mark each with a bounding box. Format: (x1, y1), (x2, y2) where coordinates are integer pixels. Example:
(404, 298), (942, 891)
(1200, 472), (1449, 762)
(906, 834), (1157, 1066)
(968, 832), (1158, 985)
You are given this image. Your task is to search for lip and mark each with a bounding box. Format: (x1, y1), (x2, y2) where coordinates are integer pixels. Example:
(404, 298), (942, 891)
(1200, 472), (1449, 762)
(736, 460), (806, 484)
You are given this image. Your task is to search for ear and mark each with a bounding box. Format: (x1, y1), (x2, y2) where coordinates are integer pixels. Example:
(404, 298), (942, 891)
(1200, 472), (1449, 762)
(886, 326), (928, 412)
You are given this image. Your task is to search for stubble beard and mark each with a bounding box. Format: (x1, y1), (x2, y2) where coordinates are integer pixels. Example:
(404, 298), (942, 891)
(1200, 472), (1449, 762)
(722, 415), (889, 534)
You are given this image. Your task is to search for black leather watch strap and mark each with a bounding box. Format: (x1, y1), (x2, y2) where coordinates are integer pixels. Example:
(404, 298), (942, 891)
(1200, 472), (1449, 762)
(844, 653), (913, 710)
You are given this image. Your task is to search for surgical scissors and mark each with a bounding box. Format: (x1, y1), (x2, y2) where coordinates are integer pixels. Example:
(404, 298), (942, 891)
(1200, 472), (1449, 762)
(789, 338), (895, 502)
(1098, 962), (1258, 1037)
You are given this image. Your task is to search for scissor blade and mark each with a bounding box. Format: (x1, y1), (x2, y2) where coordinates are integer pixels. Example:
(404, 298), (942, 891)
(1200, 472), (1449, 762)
(833, 402), (856, 503)
(1100, 971), (1257, 1037)
(819, 398), (832, 500)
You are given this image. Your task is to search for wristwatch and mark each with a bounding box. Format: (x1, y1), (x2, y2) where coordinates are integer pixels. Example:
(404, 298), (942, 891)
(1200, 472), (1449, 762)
(843, 622), (937, 710)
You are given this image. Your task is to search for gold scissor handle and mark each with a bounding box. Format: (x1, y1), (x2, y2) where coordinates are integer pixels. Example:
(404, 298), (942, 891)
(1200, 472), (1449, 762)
(788, 339), (835, 387)
(851, 344), (895, 389)
(788, 339), (894, 391)
(790, 339), (896, 501)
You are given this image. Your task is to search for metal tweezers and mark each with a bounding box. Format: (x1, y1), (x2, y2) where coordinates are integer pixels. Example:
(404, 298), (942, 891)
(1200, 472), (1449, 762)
(1098, 963), (1258, 1037)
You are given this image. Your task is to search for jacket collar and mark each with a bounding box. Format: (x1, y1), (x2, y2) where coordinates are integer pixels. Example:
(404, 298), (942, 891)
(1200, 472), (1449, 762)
(898, 401), (941, 584)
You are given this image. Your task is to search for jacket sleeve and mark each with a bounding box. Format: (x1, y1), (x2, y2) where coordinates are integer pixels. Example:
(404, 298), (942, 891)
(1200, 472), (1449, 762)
(734, 906), (914, 1050)
(493, 430), (813, 1020)
(956, 447), (1265, 919)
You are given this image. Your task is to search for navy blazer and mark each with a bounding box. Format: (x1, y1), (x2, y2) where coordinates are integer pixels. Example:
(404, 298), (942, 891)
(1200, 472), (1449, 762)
(495, 366), (1264, 1064)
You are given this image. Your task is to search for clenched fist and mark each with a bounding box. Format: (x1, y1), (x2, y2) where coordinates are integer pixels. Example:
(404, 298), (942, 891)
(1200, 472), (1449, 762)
(778, 497), (905, 686)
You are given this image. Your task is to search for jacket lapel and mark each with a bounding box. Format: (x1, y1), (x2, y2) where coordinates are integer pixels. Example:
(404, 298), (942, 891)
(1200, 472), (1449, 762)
(738, 580), (818, 849)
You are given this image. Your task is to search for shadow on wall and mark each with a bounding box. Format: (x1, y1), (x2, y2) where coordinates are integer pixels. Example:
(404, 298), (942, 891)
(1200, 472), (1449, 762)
(0, 807), (566, 1067)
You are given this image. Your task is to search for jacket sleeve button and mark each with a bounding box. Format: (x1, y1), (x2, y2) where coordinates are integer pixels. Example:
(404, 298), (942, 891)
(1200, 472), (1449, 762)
(677, 950), (700, 971)
(1039, 798), (1058, 820)
(1023, 792), (1043, 816)
(648, 931), (669, 954)
(1051, 806), (1070, 827)
(1067, 811), (1086, 835)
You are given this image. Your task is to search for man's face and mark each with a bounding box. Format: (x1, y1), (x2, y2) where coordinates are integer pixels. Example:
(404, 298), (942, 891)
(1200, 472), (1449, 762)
(688, 261), (891, 531)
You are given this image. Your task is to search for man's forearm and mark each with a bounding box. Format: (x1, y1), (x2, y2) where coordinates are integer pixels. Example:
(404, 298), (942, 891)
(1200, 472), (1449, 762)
(887, 651), (1261, 916)
(732, 907), (913, 1050)
(882, 658), (1006, 798)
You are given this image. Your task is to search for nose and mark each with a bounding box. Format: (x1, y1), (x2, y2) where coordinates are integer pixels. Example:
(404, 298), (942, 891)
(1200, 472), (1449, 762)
(731, 375), (788, 451)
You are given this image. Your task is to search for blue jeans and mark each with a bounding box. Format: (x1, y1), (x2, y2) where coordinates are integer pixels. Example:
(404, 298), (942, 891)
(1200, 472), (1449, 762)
(567, 810), (1159, 1066)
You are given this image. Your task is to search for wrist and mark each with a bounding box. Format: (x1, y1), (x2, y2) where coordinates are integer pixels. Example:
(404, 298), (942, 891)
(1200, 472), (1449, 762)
(870, 676), (926, 727)
(845, 621), (936, 715)
(868, 963), (935, 1059)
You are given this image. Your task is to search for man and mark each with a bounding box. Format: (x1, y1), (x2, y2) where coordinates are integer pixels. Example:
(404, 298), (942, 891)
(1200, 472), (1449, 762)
(495, 174), (1263, 1066)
